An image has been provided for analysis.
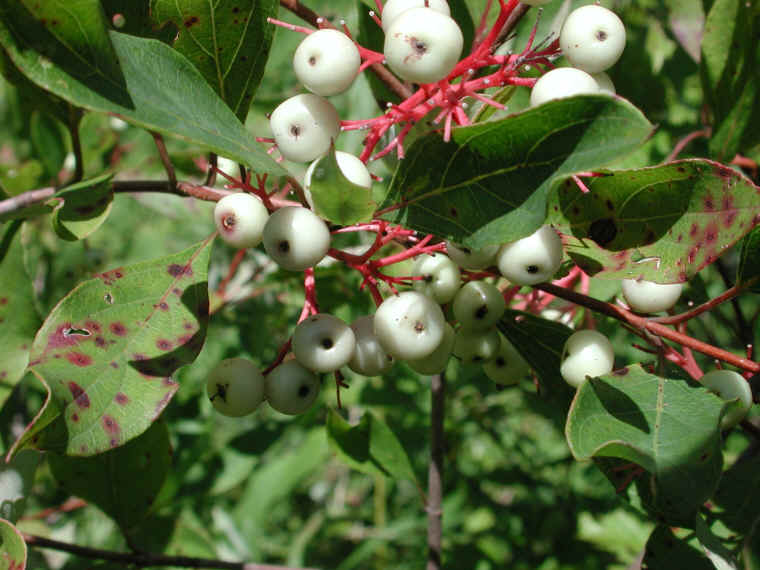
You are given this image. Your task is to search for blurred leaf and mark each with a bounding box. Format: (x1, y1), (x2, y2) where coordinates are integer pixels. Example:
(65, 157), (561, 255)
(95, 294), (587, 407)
(29, 111), (68, 178)
(12, 237), (212, 457)
(737, 225), (760, 292)
(309, 144), (376, 225)
(0, 450), (41, 524)
(695, 515), (739, 570)
(0, 518), (26, 570)
(713, 442), (760, 534)
(100, 1), (166, 38)
(0, 161), (44, 198)
(326, 408), (418, 484)
(150, 0), (278, 121)
(643, 525), (713, 569)
(49, 419), (171, 532)
(549, 159), (760, 282)
(0, 19), (285, 175)
(449, 0), (475, 58)
(700, 0), (759, 160)
(380, 95), (653, 248)
(566, 364), (725, 526)
(51, 173), (114, 241)
(0, 222), (39, 407)
(1, 0), (129, 105)
(496, 309), (574, 409)
(667, 0), (704, 62)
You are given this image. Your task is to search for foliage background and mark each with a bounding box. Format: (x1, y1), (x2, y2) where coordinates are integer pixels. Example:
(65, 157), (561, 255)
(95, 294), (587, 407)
(1, 0), (759, 568)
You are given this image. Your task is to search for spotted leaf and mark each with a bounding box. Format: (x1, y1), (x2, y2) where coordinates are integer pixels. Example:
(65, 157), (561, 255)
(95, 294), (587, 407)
(10, 237), (212, 458)
(0, 518), (26, 570)
(548, 159), (760, 282)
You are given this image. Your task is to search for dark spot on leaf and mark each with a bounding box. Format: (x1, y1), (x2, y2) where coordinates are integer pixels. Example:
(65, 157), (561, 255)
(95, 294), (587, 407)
(689, 223), (699, 237)
(676, 167), (685, 173)
(173, 288), (182, 296)
(158, 301), (169, 311)
(605, 199), (614, 211)
(688, 245), (699, 264)
(115, 392), (129, 405)
(102, 415), (120, 435)
(588, 218), (617, 247)
(232, 6), (240, 12)
(183, 322), (195, 330)
(184, 15), (199, 27)
(704, 196), (715, 210)
(110, 438), (119, 448)
(0, 297), (6, 305)
(156, 339), (173, 351)
(168, 263), (192, 277)
(66, 352), (93, 367)
(98, 268), (124, 286)
(71, 413), (79, 422)
(450, 207), (458, 217)
(110, 322), (127, 336)
(95, 336), (107, 348)
(110, 361), (119, 368)
(68, 381), (90, 408)
(612, 368), (629, 376)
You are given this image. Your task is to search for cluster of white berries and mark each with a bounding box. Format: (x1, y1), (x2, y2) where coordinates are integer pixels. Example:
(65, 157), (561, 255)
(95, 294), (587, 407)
(530, 4), (626, 106)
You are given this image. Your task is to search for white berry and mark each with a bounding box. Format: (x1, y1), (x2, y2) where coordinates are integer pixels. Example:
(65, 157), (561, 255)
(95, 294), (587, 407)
(496, 225), (563, 286)
(560, 330), (615, 388)
(384, 8), (463, 84)
(265, 360), (320, 415)
(445, 241), (500, 270)
(700, 370), (753, 429)
(381, 0), (450, 32)
(293, 29), (361, 96)
(348, 316), (394, 376)
(412, 253), (461, 304)
(206, 358), (266, 417)
(621, 279), (683, 314)
(452, 281), (505, 331)
(453, 327), (501, 364)
(483, 336), (530, 385)
(530, 67), (600, 107)
(374, 291), (446, 360)
(262, 207), (331, 271)
(304, 150), (372, 209)
(592, 71), (616, 94)
(269, 94), (340, 163)
(293, 314), (356, 373)
(214, 193), (269, 249)
(407, 323), (455, 375)
(560, 5), (626, 73)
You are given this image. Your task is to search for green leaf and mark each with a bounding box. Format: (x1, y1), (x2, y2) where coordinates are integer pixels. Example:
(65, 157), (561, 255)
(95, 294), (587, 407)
(51, 173), (114, 241)
(642, 525), (713, 570)
(0, 222), (39, 408)
(548, 159), (760, 282)
(737, 225), (760, 292)
(379, 95), (653, 248)
(0, 450), (41, 524)
(49, 419), (171, 531)
(713, 442), (760, 534)
(29, 110), (68, 178)
(0, 16), (285, 176)
(11, 237), (212, 457)
(666, 0), (705, 62)
(4, 0), (129, 105)
(0, 518), (26, 570)
(700, 0), (759, 160)
(566, 364), (725, 526)
(309, 144), (376, 225)
(496, 309), (575, 409)
(326, 408), (418, 484)
(695, 515), (739, 570)
(150, 0), (278, 122)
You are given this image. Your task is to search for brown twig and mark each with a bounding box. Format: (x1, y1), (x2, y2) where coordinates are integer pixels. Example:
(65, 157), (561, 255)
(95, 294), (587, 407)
(664, 128), (711, 163)
(652, 277), (759, 326)
(278, 0), (413, 100)
(24, 534), (316, 570)
(426, 372), (445, 570)
(151, 132), (177, 190)
(205, 153), (219, 186)
(534, 282), (760, 373)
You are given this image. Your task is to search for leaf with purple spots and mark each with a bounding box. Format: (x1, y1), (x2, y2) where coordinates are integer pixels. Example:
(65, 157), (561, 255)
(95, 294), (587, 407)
(51, 173), (114, 241)
(48, 419), (171, 532)
(11, 236), (212, 458)
(548, 159), (760, 282)
(0, 518), (26, 570)
(0, 222), (40, 407)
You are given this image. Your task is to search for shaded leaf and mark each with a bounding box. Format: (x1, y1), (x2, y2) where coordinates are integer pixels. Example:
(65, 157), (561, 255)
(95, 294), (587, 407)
(0, 222), (39, 407)
(49, 419), (171, 531)
(51, 173), (114, 241)
(566, 364), (725, 526)
(11, 237), (212, 457)
(496, 309), (574, 409)
(737, 225), (760, 292)
(642, 525), (713, 570)
(150, 0), (278, 121)
(695, 515), (739, 570)
(0, 450), (41, 524)
(548, 159), (760, 282)
(0, 17), (285, 175)
(326, 408), (418, 484)
(713, 441), (760, 534)
(309, 144), (376, 225)
(380, 95), (653, 248)
(0, 518), (26, 570)
(29, 111), (68, 177)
